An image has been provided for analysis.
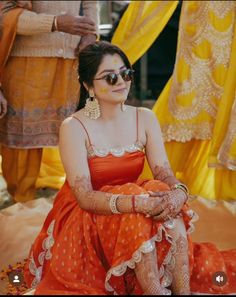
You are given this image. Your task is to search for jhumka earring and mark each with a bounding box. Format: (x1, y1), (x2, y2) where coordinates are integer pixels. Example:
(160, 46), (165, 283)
(121, 102), (127, 111)
(84, 91), (101, 119)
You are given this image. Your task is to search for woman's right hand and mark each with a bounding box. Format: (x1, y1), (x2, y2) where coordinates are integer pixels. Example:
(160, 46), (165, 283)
(135, 194), (165, 217)
(56, 14), (96, 36)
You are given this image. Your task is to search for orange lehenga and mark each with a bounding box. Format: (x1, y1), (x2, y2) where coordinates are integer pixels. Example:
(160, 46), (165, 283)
(24, 144), (236, 295)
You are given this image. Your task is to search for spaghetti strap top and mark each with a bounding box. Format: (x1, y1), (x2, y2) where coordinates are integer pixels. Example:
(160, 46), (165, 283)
(71, 108), (143, 157)
(71, 116), (92, 147)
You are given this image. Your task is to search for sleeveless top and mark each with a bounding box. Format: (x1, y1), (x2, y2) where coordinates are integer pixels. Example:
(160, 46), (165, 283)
(72, 109), (145, 190)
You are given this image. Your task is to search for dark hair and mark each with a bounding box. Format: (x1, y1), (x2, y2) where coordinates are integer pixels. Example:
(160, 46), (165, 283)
(76, 41), (132, 110)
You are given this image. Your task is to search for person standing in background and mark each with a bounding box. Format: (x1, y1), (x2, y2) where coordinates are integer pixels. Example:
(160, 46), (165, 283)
(0, 0), (99, 203)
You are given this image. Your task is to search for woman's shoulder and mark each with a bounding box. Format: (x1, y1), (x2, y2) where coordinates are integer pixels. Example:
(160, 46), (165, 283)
(134, 106), (157, 122)
(60, 110), (86, 134)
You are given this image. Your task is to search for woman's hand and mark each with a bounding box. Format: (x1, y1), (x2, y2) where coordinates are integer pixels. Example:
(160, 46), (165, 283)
(149, 189), (187, 221)
(135, 194), (165, 217)
(0, 91), (7, 119)
(56, 14), (96, 36)
(76, 34), (97, 53)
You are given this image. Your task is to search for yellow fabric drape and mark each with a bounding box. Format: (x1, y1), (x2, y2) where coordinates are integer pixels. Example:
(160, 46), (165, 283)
(112, 1), (178, 65)
(36, 148), (65, 190)
(1, 146), (42, 202)
(113, 1), (236, 200)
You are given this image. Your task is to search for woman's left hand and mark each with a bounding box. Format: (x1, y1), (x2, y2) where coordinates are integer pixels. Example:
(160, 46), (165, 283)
(149, 189), (187, 221)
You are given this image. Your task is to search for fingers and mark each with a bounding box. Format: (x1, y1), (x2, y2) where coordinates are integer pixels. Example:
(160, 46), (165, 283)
(57, 14), (97, 36)
(148, 190), (169, 197)
(74, 23), (96, 36)
(148, 204), (165, 217)
(153, 208), (170, 221)
(76, 16), (95, 26)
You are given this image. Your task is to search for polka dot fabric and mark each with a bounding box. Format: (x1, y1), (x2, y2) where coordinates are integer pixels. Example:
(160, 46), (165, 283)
(24, 152), (236, 294)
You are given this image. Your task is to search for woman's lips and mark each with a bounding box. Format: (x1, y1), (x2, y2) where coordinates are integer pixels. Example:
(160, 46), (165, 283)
(112, 88), (127, 93)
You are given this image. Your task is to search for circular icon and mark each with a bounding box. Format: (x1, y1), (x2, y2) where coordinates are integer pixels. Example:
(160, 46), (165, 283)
(8, 271), (24, 287)
(212, 271), (227, 287)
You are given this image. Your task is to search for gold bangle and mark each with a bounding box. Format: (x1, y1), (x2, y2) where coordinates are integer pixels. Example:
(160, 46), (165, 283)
(171, 183), (189, 195)
(52, 16), (58, 32)
(171, 183), (189, 202)
(54, 16), (58, 31)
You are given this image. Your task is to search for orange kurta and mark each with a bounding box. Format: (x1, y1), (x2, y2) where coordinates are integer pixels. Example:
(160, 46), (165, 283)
(24, 150), (236, 295)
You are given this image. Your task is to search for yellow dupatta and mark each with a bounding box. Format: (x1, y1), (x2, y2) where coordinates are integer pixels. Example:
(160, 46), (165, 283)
(112, 1), (236, 200)
(112, 1), (178, 65)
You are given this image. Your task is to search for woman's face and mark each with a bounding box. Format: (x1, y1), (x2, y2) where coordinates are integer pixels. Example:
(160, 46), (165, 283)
(91, 54), (132, 105)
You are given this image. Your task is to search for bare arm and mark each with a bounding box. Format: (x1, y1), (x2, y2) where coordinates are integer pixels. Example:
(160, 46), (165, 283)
(141, 108), (188, 220)
(59, 117), (158, 216)
(143, 108), (179, 187)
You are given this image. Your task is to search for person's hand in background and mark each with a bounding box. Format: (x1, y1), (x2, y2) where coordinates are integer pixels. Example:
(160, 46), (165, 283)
(56, 14), (96, 36)
(75, 34), (97, 54)
(15, 1), (32, 10)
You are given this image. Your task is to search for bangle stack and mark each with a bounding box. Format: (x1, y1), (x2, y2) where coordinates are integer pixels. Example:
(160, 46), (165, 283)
(171, 183), (189, 202)
(109, 194), (121, 214)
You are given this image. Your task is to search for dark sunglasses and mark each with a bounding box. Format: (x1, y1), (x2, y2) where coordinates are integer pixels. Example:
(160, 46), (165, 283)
(94, 69), (135, 85)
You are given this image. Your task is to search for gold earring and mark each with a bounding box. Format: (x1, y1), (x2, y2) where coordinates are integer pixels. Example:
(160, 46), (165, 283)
(84, 91), (101, 119)
(121, 102), (127, 111)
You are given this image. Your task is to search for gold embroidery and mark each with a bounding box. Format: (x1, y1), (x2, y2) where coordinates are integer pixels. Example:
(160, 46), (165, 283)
(167, 1), (235, 124)
(161, 122), (213, 142)
(217, 94), (236, 170)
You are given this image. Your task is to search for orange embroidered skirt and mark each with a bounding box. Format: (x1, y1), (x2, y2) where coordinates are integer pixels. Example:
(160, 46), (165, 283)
(24, 151), (236, 294)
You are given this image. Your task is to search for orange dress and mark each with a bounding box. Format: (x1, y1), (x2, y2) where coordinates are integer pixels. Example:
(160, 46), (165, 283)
(24, 119), (236, 295)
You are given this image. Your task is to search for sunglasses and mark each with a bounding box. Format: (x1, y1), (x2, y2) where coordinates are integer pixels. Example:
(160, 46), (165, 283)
(94, 69), (135, 85)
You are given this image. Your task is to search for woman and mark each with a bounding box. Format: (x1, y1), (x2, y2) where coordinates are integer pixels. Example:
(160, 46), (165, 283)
(23, 41), (235, 295)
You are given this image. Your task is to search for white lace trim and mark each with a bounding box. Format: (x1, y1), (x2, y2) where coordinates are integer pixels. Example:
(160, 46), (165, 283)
(186, 209), (199, 234)
(27, 209), (197, 293)
(104, 208), (197, 294)
(28, 219), (55, 288)
(87, 141), (144, 158)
